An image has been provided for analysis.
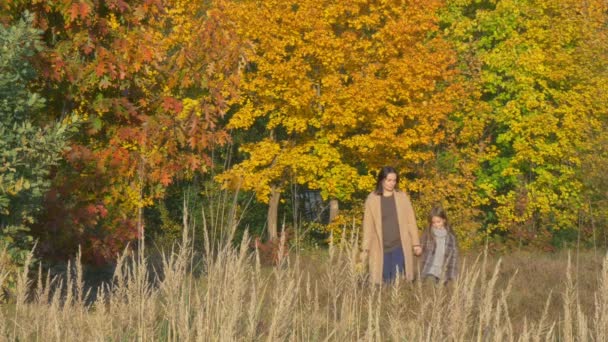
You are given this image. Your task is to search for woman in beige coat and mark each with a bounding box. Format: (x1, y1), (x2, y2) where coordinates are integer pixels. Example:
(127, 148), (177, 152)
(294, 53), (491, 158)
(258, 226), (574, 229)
(360, 166), (421, 284)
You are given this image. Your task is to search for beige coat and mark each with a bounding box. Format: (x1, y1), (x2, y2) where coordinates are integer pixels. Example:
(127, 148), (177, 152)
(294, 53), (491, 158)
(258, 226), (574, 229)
(361, 190), (420, 284)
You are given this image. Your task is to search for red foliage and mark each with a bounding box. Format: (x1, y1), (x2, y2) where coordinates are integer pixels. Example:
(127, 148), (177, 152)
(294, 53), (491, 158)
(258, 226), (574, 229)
(4, 0), (243, 264)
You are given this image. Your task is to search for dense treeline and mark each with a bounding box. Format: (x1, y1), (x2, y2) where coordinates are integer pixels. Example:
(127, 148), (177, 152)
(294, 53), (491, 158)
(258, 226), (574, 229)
(1, 0), (606, 267)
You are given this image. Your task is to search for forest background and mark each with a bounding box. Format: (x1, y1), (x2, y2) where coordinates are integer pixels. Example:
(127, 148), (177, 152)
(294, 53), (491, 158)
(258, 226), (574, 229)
(1, 0), (607, 272)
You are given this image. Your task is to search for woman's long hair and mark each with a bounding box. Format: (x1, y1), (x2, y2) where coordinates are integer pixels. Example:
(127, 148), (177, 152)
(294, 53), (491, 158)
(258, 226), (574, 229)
(374, 166), (400, 195)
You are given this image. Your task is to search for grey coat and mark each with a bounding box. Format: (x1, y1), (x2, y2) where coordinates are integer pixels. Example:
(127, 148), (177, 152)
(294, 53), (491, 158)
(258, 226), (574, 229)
(420, 227), (459, 281)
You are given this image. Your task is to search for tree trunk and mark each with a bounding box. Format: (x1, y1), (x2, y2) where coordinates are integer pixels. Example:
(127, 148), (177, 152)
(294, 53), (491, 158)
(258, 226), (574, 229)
(329, 198), (339, 223)
(267, 186), (281, 240)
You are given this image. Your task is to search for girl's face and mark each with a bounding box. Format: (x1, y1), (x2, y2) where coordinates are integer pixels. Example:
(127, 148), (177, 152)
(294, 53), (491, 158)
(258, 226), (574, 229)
(382, 173), (397, 192)
(431, 216), (446, 229)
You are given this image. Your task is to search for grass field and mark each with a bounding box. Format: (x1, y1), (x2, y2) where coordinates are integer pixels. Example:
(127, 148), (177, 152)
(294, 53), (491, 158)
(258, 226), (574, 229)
(1, 227), (607, 341)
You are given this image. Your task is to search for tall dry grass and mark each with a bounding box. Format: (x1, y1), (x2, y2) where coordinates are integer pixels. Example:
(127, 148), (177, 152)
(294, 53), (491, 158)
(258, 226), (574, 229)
(0, 216), (607, 341)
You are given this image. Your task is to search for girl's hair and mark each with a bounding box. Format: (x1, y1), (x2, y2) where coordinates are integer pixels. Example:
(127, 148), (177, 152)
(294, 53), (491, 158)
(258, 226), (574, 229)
(428, 206), (452, 231)
(374, 166), (400, 195)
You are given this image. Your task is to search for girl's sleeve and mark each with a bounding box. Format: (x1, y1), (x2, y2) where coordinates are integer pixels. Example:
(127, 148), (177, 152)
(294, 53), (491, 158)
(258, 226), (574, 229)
(420, 230), (428, 255)
(449, 233), (459, 278)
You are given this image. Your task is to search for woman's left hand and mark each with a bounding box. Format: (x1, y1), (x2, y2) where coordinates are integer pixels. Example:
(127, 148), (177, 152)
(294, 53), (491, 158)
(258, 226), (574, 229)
(413, 246), (422, 256)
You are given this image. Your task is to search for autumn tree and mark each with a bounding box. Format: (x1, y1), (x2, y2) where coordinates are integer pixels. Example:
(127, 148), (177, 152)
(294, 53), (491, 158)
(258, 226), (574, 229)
(218, 0), (462, 240)
(219, 0), (363, 239)
(0, 12), (76, 266)
(576, 1), (608, 246)
(442, 0), (608, 246)
(1, 0), (242, 263)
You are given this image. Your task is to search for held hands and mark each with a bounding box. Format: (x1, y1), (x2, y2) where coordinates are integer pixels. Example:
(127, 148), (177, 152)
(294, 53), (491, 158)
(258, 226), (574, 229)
(413, 245), (422, 256)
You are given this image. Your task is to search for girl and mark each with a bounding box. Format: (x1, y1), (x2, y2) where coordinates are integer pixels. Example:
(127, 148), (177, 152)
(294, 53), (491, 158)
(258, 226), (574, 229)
(360, 166), (422, 284)
(420, 206), (459, 284)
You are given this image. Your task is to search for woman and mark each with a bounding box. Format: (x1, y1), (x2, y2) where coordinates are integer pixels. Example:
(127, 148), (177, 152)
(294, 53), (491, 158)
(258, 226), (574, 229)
(360, 166), (421, 284)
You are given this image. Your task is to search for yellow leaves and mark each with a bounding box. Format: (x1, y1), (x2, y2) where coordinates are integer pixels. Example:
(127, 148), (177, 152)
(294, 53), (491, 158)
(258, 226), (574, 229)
(107, 181), (153, 211)
(217, 137), (284, 202)
(240, 139), (281, 168)
(462, 0), (605, 229)
(226, 100), (257, 130)
(119, 142), (139, 152)
(6, 177), (30, 196)
(180, 98), (201, 120)
(108, 13), (120, 30)
(163, 0), (195, 47)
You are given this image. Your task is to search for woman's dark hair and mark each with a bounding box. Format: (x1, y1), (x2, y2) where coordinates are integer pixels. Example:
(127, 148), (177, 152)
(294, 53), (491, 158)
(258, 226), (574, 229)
(427, 206), (451, 231)
(374, 166), (399, 195)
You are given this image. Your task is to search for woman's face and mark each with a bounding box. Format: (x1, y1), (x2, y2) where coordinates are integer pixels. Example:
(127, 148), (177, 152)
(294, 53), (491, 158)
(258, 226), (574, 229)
(431, 216), (446, 229)
(382, 173), (397, 192)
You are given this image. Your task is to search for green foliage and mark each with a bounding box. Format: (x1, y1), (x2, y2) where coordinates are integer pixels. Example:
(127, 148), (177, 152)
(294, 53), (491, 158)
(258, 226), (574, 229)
(442, 0), (608, 243)
(0, 12), (77, 270)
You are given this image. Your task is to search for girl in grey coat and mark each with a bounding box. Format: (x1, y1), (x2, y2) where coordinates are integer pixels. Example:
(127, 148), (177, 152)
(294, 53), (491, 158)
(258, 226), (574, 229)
(420, 206), (459, 284)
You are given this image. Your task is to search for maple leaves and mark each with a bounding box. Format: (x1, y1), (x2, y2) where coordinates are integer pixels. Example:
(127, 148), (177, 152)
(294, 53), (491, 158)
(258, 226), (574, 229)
(68, 1), (91, 21)
(0, 0), (242, 262)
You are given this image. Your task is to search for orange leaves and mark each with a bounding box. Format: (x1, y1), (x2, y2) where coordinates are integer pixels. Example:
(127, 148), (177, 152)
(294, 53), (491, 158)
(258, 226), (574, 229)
(162, 96), (184, 114)
(69, 1), (91, 21)
(158, 170), (173, 187)
(95, 60), (107, 77)
(106, 0), (131, 12)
